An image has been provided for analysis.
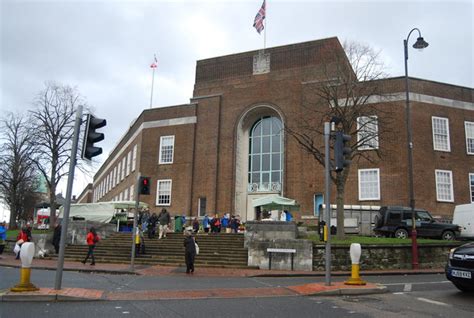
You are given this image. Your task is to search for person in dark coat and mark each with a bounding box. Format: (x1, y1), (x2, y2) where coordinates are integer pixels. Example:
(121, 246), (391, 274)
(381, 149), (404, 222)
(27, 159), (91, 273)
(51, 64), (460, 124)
(183, 229), (197, 274)
(52, 223), (62, 254)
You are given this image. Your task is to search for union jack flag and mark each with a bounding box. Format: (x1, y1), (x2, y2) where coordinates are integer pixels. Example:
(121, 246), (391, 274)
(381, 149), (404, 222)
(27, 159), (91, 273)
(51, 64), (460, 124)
(150, 55), (158, 69)
(253, 0), (266, 34)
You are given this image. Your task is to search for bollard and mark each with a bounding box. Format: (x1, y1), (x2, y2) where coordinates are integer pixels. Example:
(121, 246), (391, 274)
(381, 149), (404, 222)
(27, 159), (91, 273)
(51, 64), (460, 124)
(344, 243), (366, 285)
(10, 242), (39, 292)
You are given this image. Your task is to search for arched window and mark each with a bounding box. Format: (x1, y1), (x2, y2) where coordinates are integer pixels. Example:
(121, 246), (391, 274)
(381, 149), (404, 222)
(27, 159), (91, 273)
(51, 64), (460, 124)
(248, 116), (283, 192)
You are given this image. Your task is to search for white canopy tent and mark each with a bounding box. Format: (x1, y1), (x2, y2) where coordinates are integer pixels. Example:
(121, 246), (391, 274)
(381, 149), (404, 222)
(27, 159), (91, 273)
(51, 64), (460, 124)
(58, 201), (149, 223)
(252, 195), (299, 211)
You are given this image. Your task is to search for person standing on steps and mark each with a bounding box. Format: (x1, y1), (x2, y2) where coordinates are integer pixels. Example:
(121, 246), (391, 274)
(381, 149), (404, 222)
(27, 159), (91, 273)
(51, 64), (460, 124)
(183, 228), (197, 274)
(82, 227), (99, 265)
(52, 223), (62, 254)
(157, 208), (171, 239)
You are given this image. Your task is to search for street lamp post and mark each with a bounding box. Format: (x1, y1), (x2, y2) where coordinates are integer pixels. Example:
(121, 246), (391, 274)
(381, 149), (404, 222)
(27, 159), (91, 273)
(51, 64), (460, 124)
(404, 28), (429, 270)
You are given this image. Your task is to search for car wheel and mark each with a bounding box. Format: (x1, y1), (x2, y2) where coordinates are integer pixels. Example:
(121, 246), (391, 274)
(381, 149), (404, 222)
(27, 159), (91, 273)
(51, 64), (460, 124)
(453, 283), (474, 292)
(395, 228), (409, 239)
(442, 230), (455, 240)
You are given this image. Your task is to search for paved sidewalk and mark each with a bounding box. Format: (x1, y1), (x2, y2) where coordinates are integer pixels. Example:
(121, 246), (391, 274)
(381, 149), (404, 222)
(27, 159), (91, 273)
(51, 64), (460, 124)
(0, 253), (443, 302)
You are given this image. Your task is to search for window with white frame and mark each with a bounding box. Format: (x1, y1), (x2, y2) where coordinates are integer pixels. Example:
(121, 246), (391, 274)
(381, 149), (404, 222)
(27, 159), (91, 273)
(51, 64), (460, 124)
(435, 170), (454, 202)
(432, 117), (450, 152)
(124, 188), (129, 201)
(156, 179), (172, 206)
(130, 185), (135, 201)
(357, 116), (379, 150)
(121, 157), (126, 180)
(117, 162), (122, 183)
(469, 173), (474, 203)
(465, 122), (474, 155)
(132, 144), (137, 171)
(126, 151), (132, 176)
(113, 166), (117, 187)
(358, 169), (380, 200)
(159, 136), (175, 164)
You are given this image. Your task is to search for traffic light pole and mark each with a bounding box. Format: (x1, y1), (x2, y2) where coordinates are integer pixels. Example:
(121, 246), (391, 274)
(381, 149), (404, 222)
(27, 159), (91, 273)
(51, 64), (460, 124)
(130, 175), (141, 271)
(55, 105), (83, 290)
(324, 122), (332, 286)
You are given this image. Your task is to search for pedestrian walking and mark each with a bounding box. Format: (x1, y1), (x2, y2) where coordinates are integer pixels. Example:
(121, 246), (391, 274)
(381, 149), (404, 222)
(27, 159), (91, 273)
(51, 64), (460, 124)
(147, 212), (158, 239)
(82, 227), (99, 265)
(15, 227), (30, 259)
(157, 208), (171, 239)
(192, 218), (200, 233)
(203, 214), (210, 233)
(135, 225), (144, 256)
(52, 223), (62, 254)
(183, 228), (197, 274)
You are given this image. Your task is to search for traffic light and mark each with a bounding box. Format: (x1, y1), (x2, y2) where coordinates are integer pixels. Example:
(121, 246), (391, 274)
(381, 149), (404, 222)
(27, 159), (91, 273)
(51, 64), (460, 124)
(138, 176), (151, 195)
(334, 131), (352, 172)
(82, 114), (106, 160)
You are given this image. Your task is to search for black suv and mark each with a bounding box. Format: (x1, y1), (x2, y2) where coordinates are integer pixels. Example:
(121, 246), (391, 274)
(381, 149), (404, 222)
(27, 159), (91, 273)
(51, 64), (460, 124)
(374, 206), (460, 240)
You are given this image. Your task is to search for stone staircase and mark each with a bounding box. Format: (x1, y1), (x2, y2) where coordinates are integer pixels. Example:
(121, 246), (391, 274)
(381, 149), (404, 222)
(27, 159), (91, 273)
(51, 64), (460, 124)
(55, 232), (251, 269)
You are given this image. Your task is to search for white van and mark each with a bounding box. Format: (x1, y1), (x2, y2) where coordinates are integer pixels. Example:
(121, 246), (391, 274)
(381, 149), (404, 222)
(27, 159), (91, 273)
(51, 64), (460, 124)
(453, 203), (474, 239)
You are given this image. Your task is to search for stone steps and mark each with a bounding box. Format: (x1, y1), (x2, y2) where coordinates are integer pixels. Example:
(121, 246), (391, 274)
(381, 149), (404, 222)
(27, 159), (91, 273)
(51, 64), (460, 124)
(61, 232), (250, 269)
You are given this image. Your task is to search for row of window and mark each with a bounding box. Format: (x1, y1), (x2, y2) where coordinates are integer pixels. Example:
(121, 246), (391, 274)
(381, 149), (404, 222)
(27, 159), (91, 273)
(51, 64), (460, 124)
(357, 116), (474, 154)
(107, 180), (173, 206)
(359, 169), (474, 203)
(94, 144), (138, 202)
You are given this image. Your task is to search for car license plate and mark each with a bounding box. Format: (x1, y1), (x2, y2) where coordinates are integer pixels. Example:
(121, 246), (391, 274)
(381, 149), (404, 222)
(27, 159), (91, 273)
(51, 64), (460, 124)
(451, 270), (472, 279)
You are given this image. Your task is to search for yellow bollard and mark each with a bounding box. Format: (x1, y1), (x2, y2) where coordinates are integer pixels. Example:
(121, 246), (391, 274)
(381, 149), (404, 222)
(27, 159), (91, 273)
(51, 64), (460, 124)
(345, 243), (366, 285)
(323, 224), (328, 242)
(11, 242), (39, 292)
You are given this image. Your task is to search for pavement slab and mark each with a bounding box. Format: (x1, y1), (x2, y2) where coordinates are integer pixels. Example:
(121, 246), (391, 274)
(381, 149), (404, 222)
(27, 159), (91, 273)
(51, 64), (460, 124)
(0, 253), (441, 302)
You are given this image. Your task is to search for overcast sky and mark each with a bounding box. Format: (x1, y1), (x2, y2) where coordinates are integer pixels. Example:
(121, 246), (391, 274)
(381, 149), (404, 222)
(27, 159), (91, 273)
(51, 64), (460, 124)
(0, 0), (473, 219)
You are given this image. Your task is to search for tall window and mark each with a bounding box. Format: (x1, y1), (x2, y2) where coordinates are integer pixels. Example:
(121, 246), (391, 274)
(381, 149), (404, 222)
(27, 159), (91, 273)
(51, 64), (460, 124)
(465, 122), (474, 155)
(113, 166), (117, 187)
(130, 185), (135, 201)
(159, 136), (175, 164)
(469, 173), (474, 203)
(126, 151), (132, 176)
(248, 116), (283, 192)
(357, 116), (379, 150)
(121, 157), (126, 180)
(432, 117), (450, 152)
(156, 180), (172, 206)
(117, 161), (122, 184)
(435, 170), (454, 202)
(132, 144), (138, 171)
(358, 168), (380, 200)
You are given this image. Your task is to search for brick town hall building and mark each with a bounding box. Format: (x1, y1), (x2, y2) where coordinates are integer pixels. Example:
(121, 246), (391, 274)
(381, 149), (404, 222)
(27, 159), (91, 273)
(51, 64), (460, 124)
(78, 37), (474, 222)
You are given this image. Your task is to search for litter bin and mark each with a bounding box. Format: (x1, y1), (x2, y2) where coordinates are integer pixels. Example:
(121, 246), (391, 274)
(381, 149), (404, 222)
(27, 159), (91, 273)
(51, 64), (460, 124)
(174, 215), (183, 233)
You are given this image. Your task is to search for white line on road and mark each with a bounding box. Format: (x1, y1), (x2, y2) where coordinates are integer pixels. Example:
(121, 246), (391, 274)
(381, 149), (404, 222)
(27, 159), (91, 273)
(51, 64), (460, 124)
(403, 283), (412, 292)
(417, 298), (451, 307)
(382, 281), (450, 286)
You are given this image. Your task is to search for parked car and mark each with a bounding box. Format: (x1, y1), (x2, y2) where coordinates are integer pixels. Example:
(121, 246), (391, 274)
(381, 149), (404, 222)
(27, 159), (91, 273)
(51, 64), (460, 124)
(373, 206), (460, 240)
(446, 242), (474, 292)
(453, 203), (474, 239)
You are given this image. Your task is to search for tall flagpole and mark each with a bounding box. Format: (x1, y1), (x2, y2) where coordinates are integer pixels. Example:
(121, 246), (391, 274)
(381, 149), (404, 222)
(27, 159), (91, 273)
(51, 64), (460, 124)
(149, 67), (155, 109)
(264, 0), (267, 50)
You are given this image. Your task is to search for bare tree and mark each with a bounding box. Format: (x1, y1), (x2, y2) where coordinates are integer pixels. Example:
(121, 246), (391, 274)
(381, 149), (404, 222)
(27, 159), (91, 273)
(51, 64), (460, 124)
(286, 41), (396, 239)
(29, 82), (87, 226)
(0, 112), (39, 228)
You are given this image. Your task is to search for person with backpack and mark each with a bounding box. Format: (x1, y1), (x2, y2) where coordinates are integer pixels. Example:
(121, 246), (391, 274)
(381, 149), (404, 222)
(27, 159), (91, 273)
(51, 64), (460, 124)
(82, 227), (99, 265)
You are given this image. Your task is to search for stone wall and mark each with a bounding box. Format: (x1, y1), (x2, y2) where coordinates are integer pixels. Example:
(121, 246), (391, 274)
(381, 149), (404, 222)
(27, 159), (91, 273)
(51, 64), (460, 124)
(313, 243), (459, 271)
(244, 221), (297, 248)
(248, 238), (313, 271)
(66, 221), (116, 245)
